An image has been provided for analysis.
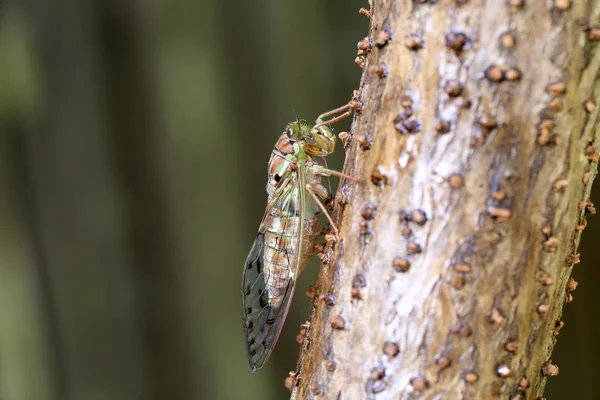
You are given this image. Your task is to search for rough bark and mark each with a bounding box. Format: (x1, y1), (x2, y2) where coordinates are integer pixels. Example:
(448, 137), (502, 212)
(292, 1), (600, 399)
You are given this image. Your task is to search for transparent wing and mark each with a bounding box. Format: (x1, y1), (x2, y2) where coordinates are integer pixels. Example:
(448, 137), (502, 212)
(242, 171), (305, 371)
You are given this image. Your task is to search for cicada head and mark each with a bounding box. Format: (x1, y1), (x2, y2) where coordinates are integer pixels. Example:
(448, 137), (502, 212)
(284, 119), (335, 157)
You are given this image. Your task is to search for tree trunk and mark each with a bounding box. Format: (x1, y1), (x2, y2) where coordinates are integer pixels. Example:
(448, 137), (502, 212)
(292, 1), (600, 399)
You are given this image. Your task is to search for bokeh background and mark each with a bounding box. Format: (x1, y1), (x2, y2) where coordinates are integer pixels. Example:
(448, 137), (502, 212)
(0, 1), (597, 399)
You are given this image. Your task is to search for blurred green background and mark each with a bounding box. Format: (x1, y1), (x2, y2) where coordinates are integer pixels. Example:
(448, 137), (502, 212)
(0, 1), (597, 399)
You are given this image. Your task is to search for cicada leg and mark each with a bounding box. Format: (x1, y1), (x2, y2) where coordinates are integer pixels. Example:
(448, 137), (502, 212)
(312, 91), (361, 131)
(313, 164), (362, 182)
(306, 165), (362, 239)
(305, 184), (340, 239)
(313, 105), (353, 130)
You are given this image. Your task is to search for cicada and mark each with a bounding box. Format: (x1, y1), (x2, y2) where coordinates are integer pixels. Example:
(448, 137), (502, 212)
(242, 98), (360, 371)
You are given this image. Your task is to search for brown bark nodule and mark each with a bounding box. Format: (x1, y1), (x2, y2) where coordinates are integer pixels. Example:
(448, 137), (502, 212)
(292, 1), (600, 399)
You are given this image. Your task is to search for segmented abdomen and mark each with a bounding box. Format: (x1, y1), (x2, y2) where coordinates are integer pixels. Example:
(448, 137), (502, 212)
(263, 206), (319, 308)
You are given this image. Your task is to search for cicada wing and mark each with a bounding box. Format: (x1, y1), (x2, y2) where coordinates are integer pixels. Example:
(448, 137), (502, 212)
(242, 234), (296, 371)
(242, 175), (304, 372)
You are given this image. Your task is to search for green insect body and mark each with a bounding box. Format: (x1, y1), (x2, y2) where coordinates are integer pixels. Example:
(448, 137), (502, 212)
(242, 102), (357, 371)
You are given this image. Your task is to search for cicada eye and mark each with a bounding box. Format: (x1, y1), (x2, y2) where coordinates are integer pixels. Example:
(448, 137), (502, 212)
(274, 174), (281, 183)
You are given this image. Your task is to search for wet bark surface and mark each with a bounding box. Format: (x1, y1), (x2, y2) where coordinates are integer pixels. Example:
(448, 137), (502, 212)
(292, 1), (600, 399)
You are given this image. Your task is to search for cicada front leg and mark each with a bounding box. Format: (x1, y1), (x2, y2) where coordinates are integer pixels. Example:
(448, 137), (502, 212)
(312, 91), (362, 131)
(312, 104), (353, 132)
